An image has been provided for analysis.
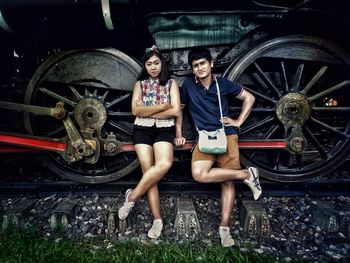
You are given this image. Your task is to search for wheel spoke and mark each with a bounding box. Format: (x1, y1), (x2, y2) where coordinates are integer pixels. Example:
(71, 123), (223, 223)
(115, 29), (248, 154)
(230, 107), (274, 113)
(240, 116), (275, 135)
(308, 80), (350, 102)
(248, 151), (256, 160)
(69, 85), (83, 100)
(310, 116), (348, 139)
(295, 154), (303, 170)
(253, 62), (281, 97)
(92, 89), (98, 97)
(303, 126), (328, 160)
(280, 61), (289, 93)
(39, 87), (76, 106)
(264, 124), (279, 139)
(312, 106), (350, 112)
(301, 66), (328, 95)
(108, 120), (133, 135)
(106, 93), (132, 109)
(252, 107), (275, 113)
(273, 151), (281, 169)
(291, 63), (304, 90)
(244, 86), (277, 104)
(108, 111), (133, 116)
(100, 90), (109, 101)
(44, 126), (66, 138)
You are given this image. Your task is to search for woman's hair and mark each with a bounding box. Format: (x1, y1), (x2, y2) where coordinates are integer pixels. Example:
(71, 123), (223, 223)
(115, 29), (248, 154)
(138, 45), (169, 86)
(188, 47), (213, 68)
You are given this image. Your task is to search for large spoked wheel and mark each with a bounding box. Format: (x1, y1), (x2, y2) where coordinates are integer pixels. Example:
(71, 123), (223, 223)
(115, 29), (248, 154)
(224, 35), (350, 181)
(24, 49), (141, 183)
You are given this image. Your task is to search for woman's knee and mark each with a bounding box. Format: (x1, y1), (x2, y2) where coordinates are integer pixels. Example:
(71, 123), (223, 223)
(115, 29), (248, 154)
(155, 160), (173, 173)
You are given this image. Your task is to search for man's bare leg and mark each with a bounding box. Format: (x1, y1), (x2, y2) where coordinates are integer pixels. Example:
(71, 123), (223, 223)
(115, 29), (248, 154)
(220, 181), (235, 226)
(192, 160), (249, 183)
(219, 181), (236, 247)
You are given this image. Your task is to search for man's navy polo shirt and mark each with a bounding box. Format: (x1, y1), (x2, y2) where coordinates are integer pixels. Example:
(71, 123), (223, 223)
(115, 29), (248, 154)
(180, 76), (243, 136)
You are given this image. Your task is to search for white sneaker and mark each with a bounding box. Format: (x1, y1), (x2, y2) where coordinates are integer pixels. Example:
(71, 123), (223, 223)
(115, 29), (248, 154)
(244, 167), (262, 200)
(118, 189), (135, 220)
(219, 226), (235, 247)
(147, 219), (163, 239)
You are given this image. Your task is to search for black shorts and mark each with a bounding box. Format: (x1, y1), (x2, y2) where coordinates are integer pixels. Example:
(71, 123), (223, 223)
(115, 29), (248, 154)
(133, 125), (175, 146)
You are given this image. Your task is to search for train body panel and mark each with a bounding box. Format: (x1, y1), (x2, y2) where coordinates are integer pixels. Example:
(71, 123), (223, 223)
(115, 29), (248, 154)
(1, 0), (350, 183)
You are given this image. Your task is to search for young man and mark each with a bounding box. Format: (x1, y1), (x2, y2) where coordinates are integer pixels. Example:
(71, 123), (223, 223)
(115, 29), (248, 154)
(174, 47), (262, 247)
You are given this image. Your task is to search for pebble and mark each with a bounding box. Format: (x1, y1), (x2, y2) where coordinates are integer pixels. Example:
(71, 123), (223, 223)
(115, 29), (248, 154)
(1, 194), (349, 261)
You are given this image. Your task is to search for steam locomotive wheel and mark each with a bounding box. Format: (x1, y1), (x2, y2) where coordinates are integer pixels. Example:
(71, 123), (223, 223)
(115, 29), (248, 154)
(224, 35), (350, 181)
(24, 49), (141, 183)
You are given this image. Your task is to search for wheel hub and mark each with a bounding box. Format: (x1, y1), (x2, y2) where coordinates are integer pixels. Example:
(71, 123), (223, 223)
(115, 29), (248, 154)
(276, 92), (311, 129)
(74, 97), (107, 136)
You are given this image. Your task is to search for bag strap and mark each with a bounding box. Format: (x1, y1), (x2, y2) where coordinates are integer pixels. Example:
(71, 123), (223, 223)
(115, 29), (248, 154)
(214, 76), (225, 129)
(195, 76), (225, 132)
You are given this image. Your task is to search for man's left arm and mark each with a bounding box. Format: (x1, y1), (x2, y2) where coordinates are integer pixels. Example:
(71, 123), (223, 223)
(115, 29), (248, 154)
(222, 89), (255, 128)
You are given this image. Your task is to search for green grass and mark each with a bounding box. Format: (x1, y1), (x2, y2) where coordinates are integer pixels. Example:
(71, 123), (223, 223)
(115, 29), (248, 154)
(0, 227), (285, 263)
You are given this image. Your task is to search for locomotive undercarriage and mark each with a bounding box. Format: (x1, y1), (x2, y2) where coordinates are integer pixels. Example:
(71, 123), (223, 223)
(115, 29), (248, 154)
(1, 1), (350, 183)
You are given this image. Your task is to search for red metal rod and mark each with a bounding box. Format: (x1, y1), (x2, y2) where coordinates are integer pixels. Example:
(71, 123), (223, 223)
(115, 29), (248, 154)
(238, 141), (288, 148)
(0, 134), (66, 152)
(122, 141), (288, 152)
(0, 134), (288, 153)
(0, 147), (37, 153)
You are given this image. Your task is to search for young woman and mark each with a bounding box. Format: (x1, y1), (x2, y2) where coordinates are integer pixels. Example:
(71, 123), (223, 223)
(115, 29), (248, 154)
(118, 45), (180, 239)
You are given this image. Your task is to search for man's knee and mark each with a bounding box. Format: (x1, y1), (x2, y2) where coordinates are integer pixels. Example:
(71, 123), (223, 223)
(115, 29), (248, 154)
(221, 181), (235, 194)
(192, 168), (209, 183)
(221, 181), (234, 188)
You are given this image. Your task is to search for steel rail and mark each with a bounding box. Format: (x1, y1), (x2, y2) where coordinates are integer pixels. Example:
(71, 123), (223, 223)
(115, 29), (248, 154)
(0, 178), (349, 197)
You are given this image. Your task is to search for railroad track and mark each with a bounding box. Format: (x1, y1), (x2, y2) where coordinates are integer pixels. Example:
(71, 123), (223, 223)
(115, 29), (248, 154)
(0, 178), (349, 197)
(1, 160), (349, 197)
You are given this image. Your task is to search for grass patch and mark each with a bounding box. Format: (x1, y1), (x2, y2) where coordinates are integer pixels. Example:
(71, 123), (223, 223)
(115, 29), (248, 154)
(0, 227), (285, 263)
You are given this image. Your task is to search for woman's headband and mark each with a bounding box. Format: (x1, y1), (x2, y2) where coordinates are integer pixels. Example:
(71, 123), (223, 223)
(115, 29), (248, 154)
(145, 45), (159, 53)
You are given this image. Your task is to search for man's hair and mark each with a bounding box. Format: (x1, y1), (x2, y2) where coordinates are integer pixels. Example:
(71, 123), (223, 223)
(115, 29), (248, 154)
(188, 47), (213, 68)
